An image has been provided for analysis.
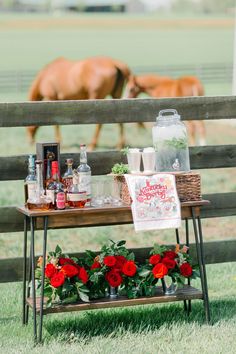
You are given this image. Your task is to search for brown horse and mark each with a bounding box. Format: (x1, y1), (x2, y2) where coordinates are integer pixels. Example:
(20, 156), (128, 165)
(28, 56), (132, 150)
(125, 74), (206, 146)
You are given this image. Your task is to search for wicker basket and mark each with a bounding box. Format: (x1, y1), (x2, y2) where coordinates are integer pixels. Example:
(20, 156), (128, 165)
(175, 172), (201, 202)
(112, 175), (132, 205)
(112, 172), (201, 205)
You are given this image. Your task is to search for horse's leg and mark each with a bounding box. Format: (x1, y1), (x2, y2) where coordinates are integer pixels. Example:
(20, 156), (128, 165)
(186, 121), (196, 146)
(117, 123), (125, 149)
(27, 126), (39, 145)
(88, 124), (103, 151)
(55, 125), (62, 143)
(196, 121), (206, 146)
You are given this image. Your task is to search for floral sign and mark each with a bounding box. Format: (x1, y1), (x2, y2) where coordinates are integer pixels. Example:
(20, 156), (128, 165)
(125, 174), (181, 231)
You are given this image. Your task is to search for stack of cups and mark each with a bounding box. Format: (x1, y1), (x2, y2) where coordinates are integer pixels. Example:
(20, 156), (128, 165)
(127, 147), (156, 174)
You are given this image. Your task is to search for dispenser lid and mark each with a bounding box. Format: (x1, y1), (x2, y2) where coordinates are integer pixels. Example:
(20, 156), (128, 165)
(156, 109), (180, 121)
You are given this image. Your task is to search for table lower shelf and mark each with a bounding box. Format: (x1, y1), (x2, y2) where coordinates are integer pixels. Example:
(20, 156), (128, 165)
(27, 285), (203, 315)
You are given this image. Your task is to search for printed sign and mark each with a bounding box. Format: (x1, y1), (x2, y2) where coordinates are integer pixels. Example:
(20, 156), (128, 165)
(125, 174), (181, 232)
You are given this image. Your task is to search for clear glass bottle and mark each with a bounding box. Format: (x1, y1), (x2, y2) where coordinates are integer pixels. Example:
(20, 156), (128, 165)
(46, 161), (65, 207)
(77, 144), (91, 206)
(67, 174), (87, 208)
(27, 160), (52, 211)
(62, 158), (74, 192)
(24, 154), (36, 203)
(152, 109), (190, 172)
(45, 150), (54, 188)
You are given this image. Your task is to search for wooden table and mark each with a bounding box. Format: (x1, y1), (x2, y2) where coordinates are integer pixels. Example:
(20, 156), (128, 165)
(17, 200), (210, 343)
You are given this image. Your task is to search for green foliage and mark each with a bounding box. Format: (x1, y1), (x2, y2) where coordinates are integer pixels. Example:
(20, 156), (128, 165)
(164, 137), (188, 150)
(111, 163), (129, 175)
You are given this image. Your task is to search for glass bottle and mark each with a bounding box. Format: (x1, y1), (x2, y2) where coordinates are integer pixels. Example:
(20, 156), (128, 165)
(62, 158), (74, 192)
(45, 150), (54, 188)
(24, 154), (36, 203)
(77, 144), (91, 206)
(67, 173), (87, 208)
(55, 182), (66, 210)
(27, 160), (52, 211)
(152, 109), (190, 172)
(46, 161), (65, 207)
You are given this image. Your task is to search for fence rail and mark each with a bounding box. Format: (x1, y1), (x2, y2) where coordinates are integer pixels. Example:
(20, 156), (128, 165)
(0, 63), (232, 93)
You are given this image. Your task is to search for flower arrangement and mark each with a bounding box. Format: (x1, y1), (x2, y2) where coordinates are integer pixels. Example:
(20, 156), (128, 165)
(36, 241), (199, 307)
(36, 245), (89, 307)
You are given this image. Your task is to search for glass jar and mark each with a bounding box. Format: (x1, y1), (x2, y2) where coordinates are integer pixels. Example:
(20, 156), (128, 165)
(152, 109), (190, 172)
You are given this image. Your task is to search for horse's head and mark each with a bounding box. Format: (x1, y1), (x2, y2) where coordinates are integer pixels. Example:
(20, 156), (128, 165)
(125, 75), (142, 98)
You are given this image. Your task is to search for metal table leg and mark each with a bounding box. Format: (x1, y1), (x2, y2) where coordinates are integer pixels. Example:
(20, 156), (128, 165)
(191, 207), (210, 323)
(30, 216), (37, 342)
(185, 219), (191, 315)
(38, 216), (48, 343)
(22, 216), (28, 325)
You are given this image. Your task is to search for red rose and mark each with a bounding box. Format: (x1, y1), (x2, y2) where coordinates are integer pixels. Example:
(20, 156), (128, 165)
(59, 257), (76, 266)
(45, 263), (57, 278)
(104, 256), (116, 267)
(61, 264), (79, 278)
(91, 261), (101, 270)
(180, 263), (193, 277)
(149, 254), (161, 265)
(78, 267), (89, 284)
(152, 263), (168, 279)
(106, 270), (123, 287)
(114, 255), (127, 269)
(122, 261), (137, 277)
(162, 257), (176, 269)
(50, 271), (65, 288)
(163, 251), (177, 260)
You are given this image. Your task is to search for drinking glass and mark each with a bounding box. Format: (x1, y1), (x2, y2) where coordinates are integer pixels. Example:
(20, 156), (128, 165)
(142, 147), (156, 174)
(91, 179), (105, 207)
(127, 148), (142, 174)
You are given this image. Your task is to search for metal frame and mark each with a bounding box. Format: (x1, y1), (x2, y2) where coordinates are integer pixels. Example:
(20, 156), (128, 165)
(22, 206), (210, 344)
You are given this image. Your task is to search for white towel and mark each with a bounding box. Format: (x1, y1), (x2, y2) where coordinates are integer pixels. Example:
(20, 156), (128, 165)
(125, 174), (181, 232)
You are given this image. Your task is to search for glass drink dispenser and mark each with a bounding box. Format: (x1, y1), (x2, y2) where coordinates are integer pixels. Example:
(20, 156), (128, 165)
(152, 109), (190, 172)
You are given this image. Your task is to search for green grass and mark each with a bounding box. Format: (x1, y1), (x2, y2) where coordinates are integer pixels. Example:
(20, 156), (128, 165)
(0, 262), (236, 353)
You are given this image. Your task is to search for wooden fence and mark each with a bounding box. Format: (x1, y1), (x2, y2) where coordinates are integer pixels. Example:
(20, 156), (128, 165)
(0, 95), (236, 282)
(0, 63), (232, 93)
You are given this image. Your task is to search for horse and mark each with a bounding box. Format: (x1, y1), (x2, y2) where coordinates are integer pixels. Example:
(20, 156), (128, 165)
(125, 74), (206, 146)
(27, 56), (133, 150)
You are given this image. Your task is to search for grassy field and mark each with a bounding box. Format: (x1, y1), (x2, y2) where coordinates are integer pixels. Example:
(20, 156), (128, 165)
(0, 12), (236, 353)
(0, 262), (236, 353)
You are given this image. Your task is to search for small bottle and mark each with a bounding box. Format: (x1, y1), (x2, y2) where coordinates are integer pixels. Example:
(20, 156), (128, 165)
(77, 144), (91, 206)
(62, 158), (74, 192)
(46, 161), (65, 207)
(45, 151), (54, 188)
(55, 182), (66, 210)
(24, 154), (36, 203)
(67, 173), (87, 208)
(27, 160), (51, 211)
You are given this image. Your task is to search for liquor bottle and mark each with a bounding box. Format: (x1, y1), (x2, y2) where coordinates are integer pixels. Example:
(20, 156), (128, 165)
(24, 154), (36, 203)
(27, 160), (52, 211)
(77, 144), (91, 206)
(55, 182), (66, 210)
(67, 173), (87, 208)
(45, 150), (54, 188)
(46, 161), (65, 207)
(62, 158), (74, 192)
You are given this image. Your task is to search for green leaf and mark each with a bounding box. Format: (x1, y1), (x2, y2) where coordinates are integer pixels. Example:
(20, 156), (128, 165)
(117, 240), (126, 247)
(55, 245), (62, 255)
(61, 294), (78, 304)
(139, 269), (151, 277)
(78, 290), (90, 303)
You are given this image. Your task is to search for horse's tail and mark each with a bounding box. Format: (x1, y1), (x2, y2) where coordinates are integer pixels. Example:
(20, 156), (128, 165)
(112, 60), (131, 98)
(28, 70), (44, 101)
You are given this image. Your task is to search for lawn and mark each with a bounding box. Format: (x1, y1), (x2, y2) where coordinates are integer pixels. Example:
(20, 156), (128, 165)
(0, 12), (236, 353)
(0, 262), (236, 353)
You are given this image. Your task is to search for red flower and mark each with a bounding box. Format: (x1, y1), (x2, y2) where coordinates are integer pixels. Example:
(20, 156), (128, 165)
(104, 256), (116, 267)
(180, 263), (193, 277)
(91, 261), (101, 270)
(163, 251), (177, 260)
(45, 264), (57, 278)
(50, 271), (65, 288)
(122, 261), (137, 277)
(61, 264), (79, 278)
(106, 270), (123, 287)
(149, 254), (161, 265)
(78, 267), (89, 284)
(152, 263), (168, 279)
(162, 257), (176, 269)
(114, 255), (127, 269)
(59, 257), (76, 266)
